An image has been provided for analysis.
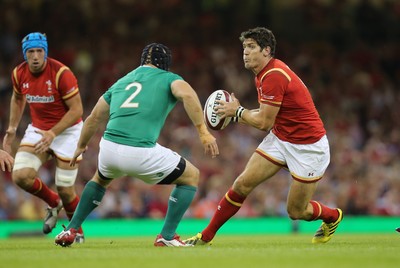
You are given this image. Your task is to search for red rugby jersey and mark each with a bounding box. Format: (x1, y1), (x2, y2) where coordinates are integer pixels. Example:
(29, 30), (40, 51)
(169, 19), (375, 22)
(11, 58), (82, 130)
(255, 58), (325, 144)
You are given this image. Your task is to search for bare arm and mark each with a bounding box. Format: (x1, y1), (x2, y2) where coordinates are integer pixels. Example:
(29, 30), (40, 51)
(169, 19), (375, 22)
(50, 94), (83, 136)
(3, 92), (26, 153)
(240, 103), (278, 131)
(70, 97), (110, 166)
(216, 93), (279, 131)
(171, 79), (219, 158)
(35, 93), (84, 154)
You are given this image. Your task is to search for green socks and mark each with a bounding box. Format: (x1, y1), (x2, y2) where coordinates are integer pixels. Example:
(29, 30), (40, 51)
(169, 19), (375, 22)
(67, 181), (196, 240)
(161, 185), (197, 240)
(67, 181), (106, 230)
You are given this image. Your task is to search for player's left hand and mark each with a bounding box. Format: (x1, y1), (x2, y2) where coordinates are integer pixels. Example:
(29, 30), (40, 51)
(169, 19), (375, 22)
(196, 124), (219, 158)
(70, 146), (87, 167)
(199, 132), (219, 158)
(215, 93), (241, 119)
(34, 129), (56, 154)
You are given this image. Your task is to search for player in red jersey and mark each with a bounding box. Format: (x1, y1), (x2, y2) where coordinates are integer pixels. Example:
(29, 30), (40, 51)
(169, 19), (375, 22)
(184, 27), (343, 245)
(2, 32), (84, 242)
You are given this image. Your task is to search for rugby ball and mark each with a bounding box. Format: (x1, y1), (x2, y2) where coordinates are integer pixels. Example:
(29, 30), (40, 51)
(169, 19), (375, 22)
(204, 89), (232, 131)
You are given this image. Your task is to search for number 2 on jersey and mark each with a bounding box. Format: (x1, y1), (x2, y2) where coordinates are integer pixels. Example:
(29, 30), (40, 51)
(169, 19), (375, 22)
(120, 82), (142, 108)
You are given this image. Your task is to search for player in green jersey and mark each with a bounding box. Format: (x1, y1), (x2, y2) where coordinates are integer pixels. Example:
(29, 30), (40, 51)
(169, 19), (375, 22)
(55, 43), (219, 247)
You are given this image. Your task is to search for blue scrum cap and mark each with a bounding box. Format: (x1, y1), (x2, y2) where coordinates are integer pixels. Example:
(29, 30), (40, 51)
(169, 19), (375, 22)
(21, 32), (48, 61)
(140, 43), (172, 71)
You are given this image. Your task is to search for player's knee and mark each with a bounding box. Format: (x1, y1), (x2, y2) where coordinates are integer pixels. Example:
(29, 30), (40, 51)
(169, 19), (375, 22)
(192, 166), (200, 184)
(287, 206), (304, 220)
(12, 171), (33, 189)
(187, 166), (200, 186)
(232, 178), (252, 197)
(178, 165), (199, 187)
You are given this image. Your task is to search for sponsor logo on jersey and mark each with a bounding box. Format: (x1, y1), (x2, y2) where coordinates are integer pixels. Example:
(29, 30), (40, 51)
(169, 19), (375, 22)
(26, 94), (55, 103)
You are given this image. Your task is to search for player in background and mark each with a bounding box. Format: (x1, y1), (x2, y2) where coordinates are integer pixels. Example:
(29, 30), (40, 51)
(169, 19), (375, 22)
(0, 149), (14, 172)
(55, 43), (219, 247)
(2, 32), (85, 242)
(184, 27), (343, 245)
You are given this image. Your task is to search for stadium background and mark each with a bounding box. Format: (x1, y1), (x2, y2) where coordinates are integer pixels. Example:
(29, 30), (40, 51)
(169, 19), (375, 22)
(0, 0), (399, 236)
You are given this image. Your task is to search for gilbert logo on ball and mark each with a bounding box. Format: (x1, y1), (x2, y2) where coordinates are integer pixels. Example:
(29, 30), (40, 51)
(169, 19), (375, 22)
(204, 89), (232, 131)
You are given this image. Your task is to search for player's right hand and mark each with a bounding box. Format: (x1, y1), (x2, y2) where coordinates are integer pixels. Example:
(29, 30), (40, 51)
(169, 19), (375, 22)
(0, 150), (14, 172)
(69, 146), (87, 167)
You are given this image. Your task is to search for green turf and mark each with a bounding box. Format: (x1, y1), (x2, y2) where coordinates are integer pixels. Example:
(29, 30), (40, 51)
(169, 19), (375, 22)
(1, 234), (399, 268)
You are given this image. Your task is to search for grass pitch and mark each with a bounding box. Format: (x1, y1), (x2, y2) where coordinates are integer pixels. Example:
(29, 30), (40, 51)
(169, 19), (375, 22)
(1, 234), (399, 268)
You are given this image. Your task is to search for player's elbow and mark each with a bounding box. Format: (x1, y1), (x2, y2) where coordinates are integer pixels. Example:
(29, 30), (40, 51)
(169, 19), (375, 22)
(254, 119), (272, 131)
(72, 107), (84, 120)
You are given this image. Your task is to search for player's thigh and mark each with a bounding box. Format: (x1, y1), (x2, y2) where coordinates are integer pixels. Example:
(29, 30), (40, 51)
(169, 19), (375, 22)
(233, 152), (281, 196)
(12, 146), (49, 181)
(54, 158), (79, 190)
(287, 180), (317, 212)
(55, 157), (77, 170)
(51, 122), (83, 162)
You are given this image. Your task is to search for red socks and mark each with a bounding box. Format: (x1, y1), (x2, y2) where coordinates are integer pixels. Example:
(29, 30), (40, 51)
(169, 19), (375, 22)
(310, 200), (339, 223)
(202, 188), (246, 242)
(27, 178), (60, 208)
(64, 195), (80, 220)
(64, 195), (83, 233)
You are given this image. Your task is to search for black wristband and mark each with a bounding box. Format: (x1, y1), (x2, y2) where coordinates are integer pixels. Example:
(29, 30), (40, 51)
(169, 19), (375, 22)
(235, 106), (245, 118)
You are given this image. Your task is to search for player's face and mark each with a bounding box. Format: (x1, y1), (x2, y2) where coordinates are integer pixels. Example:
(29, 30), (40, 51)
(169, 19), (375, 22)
(242, 39), (268, 74)
(26, 48), (46, 73)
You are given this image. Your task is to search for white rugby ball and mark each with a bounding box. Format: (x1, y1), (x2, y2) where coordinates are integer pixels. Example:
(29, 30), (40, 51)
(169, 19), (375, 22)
(204, 89), (232, 131)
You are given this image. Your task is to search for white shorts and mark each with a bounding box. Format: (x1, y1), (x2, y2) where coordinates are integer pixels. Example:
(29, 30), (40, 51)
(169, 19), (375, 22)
(20, 122), (83, 160)
(98, 138), (181, 185)
(256, 132), (330, 183)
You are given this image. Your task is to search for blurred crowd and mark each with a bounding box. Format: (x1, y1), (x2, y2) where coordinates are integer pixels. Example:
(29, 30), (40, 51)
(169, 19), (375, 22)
(0, 0), (400, 221)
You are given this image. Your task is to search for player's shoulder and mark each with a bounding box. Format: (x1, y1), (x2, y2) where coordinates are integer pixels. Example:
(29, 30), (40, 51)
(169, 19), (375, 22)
(46, 58), (69, 69)
(14, 61), (28, 72)
(260, 59), (293, 82)
(267, 58), (291, 72)
(141, 66), (183, 81)
(12, 62), (29, 83)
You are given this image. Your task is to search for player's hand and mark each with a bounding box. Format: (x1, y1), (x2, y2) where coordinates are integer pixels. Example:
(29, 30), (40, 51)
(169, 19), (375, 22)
(0, 150), (14, 172)
(69, 146), (87, 167)
(215, 93), (241, 119)
(34, 129), (56, 154)
(199, 132), (219, 158)
(196, 123), (219, 158)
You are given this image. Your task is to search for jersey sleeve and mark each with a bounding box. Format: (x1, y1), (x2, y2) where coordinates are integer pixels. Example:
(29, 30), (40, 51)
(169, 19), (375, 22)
(11, 67), (22, 94)
(169, 73), (183, 84)
(103, 88), (112, 105)
(57, 68), (79, 100)
(259, 70), (290, 107)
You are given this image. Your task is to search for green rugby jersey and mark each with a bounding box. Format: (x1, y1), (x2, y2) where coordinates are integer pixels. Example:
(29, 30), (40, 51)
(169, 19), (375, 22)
(102, 66), (183, 147)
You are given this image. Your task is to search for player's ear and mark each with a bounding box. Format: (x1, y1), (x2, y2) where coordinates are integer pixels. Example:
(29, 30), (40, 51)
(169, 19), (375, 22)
(263, 47), (270, 57)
